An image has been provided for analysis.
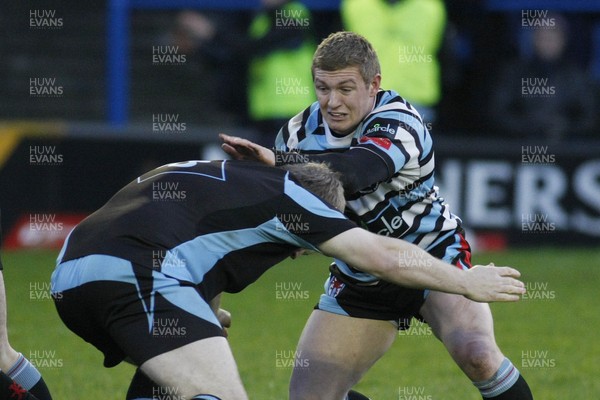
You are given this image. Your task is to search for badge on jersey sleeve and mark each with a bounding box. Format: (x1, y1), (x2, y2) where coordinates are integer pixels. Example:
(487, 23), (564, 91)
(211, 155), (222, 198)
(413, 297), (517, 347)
(327, 275), (346, 297)
(359, 135), (392, 150)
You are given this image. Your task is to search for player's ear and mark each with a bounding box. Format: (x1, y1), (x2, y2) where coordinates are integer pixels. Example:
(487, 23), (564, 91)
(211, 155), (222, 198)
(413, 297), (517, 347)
(369, 74), (381, 96)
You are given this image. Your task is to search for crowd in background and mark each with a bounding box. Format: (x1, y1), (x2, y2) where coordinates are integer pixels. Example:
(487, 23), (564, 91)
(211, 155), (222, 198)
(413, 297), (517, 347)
(160, 0), (600, 142)
(2, 0), (599, 141)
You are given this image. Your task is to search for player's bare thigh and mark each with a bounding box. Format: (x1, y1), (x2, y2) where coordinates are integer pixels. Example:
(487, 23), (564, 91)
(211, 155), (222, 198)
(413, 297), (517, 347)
(290, 310), (396, 399)
(140, 337), (248, 400)
(419, 291), (504, 380)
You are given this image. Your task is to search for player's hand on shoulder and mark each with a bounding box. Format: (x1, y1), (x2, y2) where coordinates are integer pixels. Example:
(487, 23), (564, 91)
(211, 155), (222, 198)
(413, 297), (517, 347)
(219, 133), (276, 166)
(464, 263), (526, 303)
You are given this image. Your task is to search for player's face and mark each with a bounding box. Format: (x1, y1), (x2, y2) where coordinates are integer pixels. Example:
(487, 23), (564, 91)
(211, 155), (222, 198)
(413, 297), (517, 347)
(314, 67), (381, 136)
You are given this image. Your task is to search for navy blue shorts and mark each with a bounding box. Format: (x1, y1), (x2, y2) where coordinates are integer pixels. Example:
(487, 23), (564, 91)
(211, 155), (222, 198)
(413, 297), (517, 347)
(316, 230), (472, 328)
(51, 255), (225, 368)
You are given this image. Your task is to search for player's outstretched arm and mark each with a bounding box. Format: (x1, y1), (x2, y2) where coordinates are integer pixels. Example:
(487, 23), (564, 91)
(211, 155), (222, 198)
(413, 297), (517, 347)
(318, 228), (526, 302)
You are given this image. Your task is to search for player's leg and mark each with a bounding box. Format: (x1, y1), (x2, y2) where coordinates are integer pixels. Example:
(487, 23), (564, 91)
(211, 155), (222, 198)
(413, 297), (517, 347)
(140, 337), (247, 400)
(0, 272), (19, 370)
(421, 292), (503, 380)
(0, 271), (52, 399)
(289, 310), (396, 400)
(0, 209), (52, 398)
(420, 291), (532, 399)
(421, 231), (533, 399)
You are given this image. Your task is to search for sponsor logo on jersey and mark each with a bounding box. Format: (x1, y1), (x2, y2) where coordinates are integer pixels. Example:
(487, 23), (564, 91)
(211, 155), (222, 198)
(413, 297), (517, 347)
(364, 123), (396, 136)
(361, 202), (410, 237)
(371, 213), (408, 237)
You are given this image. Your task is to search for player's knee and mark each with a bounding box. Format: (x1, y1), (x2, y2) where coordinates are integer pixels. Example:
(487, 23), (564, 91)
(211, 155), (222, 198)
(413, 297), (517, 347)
(466, 345), (495, 373)
(453, 339), (502, 379)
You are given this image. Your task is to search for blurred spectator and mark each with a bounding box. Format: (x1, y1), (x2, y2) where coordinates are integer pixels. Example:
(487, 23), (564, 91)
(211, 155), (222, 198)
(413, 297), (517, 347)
(171, 11), (216, 55)
(437, 2), (516, 134)
(341, 0), (446, 122)
(246, 0), (317, 145)
(162, 3), (318, 141)
(488, 13), (597, 142)
(165, 10), (252, 124)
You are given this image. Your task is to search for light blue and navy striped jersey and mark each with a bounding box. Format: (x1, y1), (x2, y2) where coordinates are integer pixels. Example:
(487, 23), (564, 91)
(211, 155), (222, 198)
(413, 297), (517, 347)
(275, 90), (462, 281)
(59, 160), (356, 299)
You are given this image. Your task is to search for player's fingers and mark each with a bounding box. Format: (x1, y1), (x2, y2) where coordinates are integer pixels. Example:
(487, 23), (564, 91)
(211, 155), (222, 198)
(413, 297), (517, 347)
(219, 133), (241, 143)
(217, 308), (232, 328)
(221, 142), (257, 158)
(496, 266), (521, 278)
(494, 292), (522, 302)
(221, 143), (244, 159)
(220, 133), (253, 150)
(219, 133), (239, 146)
(504, 279), (526, 293)
(228, 139), (260, 157)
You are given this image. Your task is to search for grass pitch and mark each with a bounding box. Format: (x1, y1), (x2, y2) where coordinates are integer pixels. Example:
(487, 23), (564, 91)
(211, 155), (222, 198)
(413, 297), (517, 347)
(3, 247), (599, 399)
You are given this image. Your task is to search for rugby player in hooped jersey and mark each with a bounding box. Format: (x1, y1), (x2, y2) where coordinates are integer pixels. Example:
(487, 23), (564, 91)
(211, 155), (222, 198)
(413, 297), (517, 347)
(220, 31), (533, 399)
(51, 160), (524, 400)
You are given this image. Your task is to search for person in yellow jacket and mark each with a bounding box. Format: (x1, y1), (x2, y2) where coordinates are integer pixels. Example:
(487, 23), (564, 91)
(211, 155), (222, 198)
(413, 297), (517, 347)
(341, 0), (446, 121)
(247, 0), (317, 145)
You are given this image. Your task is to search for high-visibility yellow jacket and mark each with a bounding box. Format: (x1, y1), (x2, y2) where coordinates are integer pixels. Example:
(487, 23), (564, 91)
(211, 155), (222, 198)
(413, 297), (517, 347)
(248, 2), (316, 121)
(342, 0), (446, 107)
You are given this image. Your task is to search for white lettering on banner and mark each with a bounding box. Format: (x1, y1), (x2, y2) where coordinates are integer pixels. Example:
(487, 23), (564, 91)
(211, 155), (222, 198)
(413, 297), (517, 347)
(438, 160), (462, 217)
(515, 165), (567, 227)
(572, 160), (600, 235)
(464, 161), (512, 227)
(436, 159), (600, 236)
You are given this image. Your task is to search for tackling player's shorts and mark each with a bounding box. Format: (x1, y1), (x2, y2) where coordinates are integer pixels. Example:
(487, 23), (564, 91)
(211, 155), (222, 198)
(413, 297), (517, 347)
(316, 229), (472, 329)
(51, 254), (225, 368)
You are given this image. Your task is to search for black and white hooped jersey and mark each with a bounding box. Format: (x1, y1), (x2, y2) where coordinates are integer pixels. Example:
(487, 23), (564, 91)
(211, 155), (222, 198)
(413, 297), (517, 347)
(274, 90), (462, 281)
(58, 160), (356, 299)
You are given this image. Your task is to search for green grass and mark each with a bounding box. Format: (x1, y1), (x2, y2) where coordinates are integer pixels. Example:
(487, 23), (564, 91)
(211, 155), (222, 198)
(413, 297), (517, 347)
(3, 247), (599, 399)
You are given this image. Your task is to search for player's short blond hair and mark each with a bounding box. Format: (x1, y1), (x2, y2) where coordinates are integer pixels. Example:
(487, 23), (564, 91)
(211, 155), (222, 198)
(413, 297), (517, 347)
(282, 162), (345, 212)
(312, 31), (381, 85)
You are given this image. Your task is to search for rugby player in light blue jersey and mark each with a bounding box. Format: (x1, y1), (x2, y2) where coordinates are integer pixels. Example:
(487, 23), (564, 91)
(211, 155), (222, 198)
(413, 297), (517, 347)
(221, 31), (533, 400)
(50, 160), (524, 400)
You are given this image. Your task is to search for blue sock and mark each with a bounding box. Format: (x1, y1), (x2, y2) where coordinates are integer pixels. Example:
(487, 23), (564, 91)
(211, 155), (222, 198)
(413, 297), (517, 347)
(6, 353), (42, 391)
(5, 353), (52, 399)
(473, 358), (520, 398)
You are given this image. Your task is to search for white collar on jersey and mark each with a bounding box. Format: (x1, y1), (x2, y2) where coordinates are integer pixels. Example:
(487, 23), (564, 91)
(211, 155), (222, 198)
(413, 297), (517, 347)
(323, 120), (355, 148)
